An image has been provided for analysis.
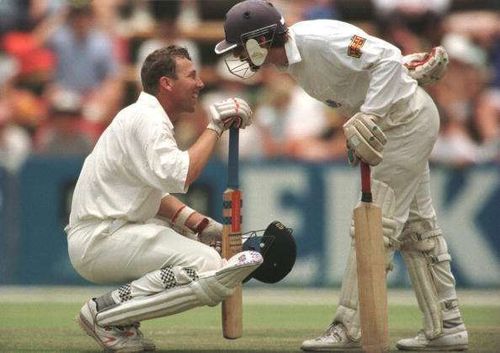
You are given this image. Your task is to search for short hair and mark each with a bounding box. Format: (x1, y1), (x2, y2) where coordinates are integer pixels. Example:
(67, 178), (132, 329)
(140, 45), (192, 95)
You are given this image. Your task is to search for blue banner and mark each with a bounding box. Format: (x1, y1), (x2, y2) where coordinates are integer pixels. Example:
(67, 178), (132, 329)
(2, 157), (499, 287)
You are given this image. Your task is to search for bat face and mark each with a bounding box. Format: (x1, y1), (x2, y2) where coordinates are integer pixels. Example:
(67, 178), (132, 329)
(354, 163), (389, 352)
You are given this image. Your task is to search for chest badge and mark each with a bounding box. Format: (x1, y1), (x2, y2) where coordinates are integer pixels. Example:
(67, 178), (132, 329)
(348, 35), (366, 58)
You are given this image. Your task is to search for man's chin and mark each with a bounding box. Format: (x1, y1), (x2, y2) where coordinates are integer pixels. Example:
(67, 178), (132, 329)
(185, 104), (196, 114)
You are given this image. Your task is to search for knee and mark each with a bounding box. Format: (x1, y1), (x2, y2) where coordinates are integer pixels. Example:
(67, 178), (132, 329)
(400, 218), (447, 255)
(193, 245), (223, 272)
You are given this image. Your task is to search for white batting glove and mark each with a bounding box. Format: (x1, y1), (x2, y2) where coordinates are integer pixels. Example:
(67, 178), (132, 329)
(403, 46), (449, 86)
(207, 97), (253, 137)
(195, 217), (223, 254)
(343, 112), (387, 166)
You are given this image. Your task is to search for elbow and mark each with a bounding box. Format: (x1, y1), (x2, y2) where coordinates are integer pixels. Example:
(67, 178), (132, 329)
(184, 166), (201, 189)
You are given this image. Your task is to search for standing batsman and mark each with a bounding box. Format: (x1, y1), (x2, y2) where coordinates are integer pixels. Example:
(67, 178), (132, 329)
(65, 45), (262, 352)
(215, 1), (468, 351)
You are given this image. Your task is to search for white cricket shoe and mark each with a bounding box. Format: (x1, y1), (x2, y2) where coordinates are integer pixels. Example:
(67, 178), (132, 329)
(396, 329), (468, 351)
(77, 299), (156, 352)
(301, 322), (361, 351)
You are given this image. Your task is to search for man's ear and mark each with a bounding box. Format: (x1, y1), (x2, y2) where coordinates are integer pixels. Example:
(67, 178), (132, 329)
(159, 76), (174, 91)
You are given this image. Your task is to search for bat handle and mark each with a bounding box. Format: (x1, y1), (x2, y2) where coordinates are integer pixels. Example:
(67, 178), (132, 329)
(228, 127), (239, 189)
(360, 162), (372, 203)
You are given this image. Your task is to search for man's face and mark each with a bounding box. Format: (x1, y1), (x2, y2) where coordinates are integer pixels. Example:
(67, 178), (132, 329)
(232, 46), (260, 71)
(169, 58), (204, 113)
(222, 45), (261, 79)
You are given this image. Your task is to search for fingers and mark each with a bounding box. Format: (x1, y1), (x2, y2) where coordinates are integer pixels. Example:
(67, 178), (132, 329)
(209, 97), (253, 136)
(215, 97), (253, 128)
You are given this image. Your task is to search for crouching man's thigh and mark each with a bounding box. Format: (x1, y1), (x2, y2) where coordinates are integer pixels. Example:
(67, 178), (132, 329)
(68, 222), (222, 284)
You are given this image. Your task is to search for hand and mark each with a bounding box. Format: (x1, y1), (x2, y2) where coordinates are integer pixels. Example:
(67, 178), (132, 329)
(343, 112), (386, 166)
(403, 46), (449, 86)
(196, 217), (222, 244)
(346, 144), (360, 167)
(207, 97), (253, 136)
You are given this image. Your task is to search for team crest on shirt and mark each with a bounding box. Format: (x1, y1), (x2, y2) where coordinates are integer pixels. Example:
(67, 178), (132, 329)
(326, 99), (341, 108)
(348, 35), (366, 58)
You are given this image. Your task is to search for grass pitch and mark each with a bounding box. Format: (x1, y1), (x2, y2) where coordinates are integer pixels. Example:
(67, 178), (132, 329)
(0, 287), (499, 353)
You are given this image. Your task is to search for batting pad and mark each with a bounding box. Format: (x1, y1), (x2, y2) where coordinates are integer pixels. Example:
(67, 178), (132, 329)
(96, 251), (263, 326)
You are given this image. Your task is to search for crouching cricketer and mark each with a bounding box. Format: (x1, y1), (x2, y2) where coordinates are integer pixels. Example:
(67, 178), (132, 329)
(65, 45), (260, 352)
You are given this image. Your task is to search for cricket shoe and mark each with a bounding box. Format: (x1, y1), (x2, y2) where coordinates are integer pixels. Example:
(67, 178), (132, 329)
(131, 322), (156, 352)
(396, 329), (468, 351)
(77, 299), (156, 352)
(301, 322), (361, 351)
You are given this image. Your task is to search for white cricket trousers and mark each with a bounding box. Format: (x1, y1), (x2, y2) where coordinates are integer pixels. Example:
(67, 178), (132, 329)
(374, 86), (440, 234)
(67, 219), (222, 284)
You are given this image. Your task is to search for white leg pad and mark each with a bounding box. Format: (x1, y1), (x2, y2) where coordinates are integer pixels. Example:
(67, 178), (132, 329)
(400, 219), (464, 339)
(96, 251), (262, 326)
(333, 244), (361, 341)
(335, 180), (397, 340)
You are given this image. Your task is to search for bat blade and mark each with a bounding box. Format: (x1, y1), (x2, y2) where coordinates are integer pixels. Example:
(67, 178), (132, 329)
(354, 202), (389, 353)
(221, 128), (243, 339)
(354, 163), (389, 353)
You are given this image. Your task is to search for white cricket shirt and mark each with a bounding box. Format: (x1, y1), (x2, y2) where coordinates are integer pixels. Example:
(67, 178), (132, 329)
(285, 20), (417, 118)
(68, 92), (189, 227)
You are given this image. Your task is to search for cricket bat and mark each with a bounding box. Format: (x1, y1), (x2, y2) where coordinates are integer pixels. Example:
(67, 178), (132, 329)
(221, 127), (243, 339)
(353, 162), (389, 353)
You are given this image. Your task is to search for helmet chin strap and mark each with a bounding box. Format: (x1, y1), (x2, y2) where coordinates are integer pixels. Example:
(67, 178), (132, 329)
(245, 38), (268, 67)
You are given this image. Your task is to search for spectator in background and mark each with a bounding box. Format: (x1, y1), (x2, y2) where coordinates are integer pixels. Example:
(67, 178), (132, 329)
(254, 69), (346, 161)
(2, 23), (57, 136)
(302, 0), (339, 21)
(0, 54), (31, 173)
(441, 11), (500, 163)
(429, 33), (498, 166)
(372, 0), (451, 54)
(136, 0), (201, 82)
(33, 1), (124, 127)
(0, 101), (32, 174)
(35, 90), (94, 156)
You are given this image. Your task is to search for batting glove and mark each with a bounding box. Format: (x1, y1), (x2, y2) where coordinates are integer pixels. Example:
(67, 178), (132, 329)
(343, 112), (387, 166)
(207, 97), (253, 137)
(403, 46), (449, 86)
(195, 217), (223, 254)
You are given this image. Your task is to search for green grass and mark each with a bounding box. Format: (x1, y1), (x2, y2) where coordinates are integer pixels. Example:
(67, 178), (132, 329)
(0, 300), (499, 353)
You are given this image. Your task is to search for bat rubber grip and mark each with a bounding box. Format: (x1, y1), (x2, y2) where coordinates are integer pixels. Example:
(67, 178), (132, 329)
(360, 162), (372, 203)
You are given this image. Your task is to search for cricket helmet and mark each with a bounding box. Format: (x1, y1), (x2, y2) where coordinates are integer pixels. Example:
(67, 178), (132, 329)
(215, 0), (288, 78)
(242, 220), (296, 283)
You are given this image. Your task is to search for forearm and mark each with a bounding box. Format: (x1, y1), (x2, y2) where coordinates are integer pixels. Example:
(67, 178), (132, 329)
(185, 129), (219, 188)
(158, 194), (222, 247)
(157, 195), (204, 230)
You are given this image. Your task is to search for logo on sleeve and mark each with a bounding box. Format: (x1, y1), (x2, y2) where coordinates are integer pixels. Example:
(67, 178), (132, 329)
(348, 35), (366, 58)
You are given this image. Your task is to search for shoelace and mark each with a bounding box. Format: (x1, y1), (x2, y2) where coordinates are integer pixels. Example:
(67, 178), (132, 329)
(317, 323), (344, 341)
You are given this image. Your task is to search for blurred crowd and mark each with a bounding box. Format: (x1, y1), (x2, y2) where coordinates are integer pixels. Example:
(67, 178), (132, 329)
(0, 0), (498, 174)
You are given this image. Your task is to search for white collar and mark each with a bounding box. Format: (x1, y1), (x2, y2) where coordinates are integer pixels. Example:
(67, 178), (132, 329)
(284, 28), (302, 67)
(137, 92), (173, 129)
